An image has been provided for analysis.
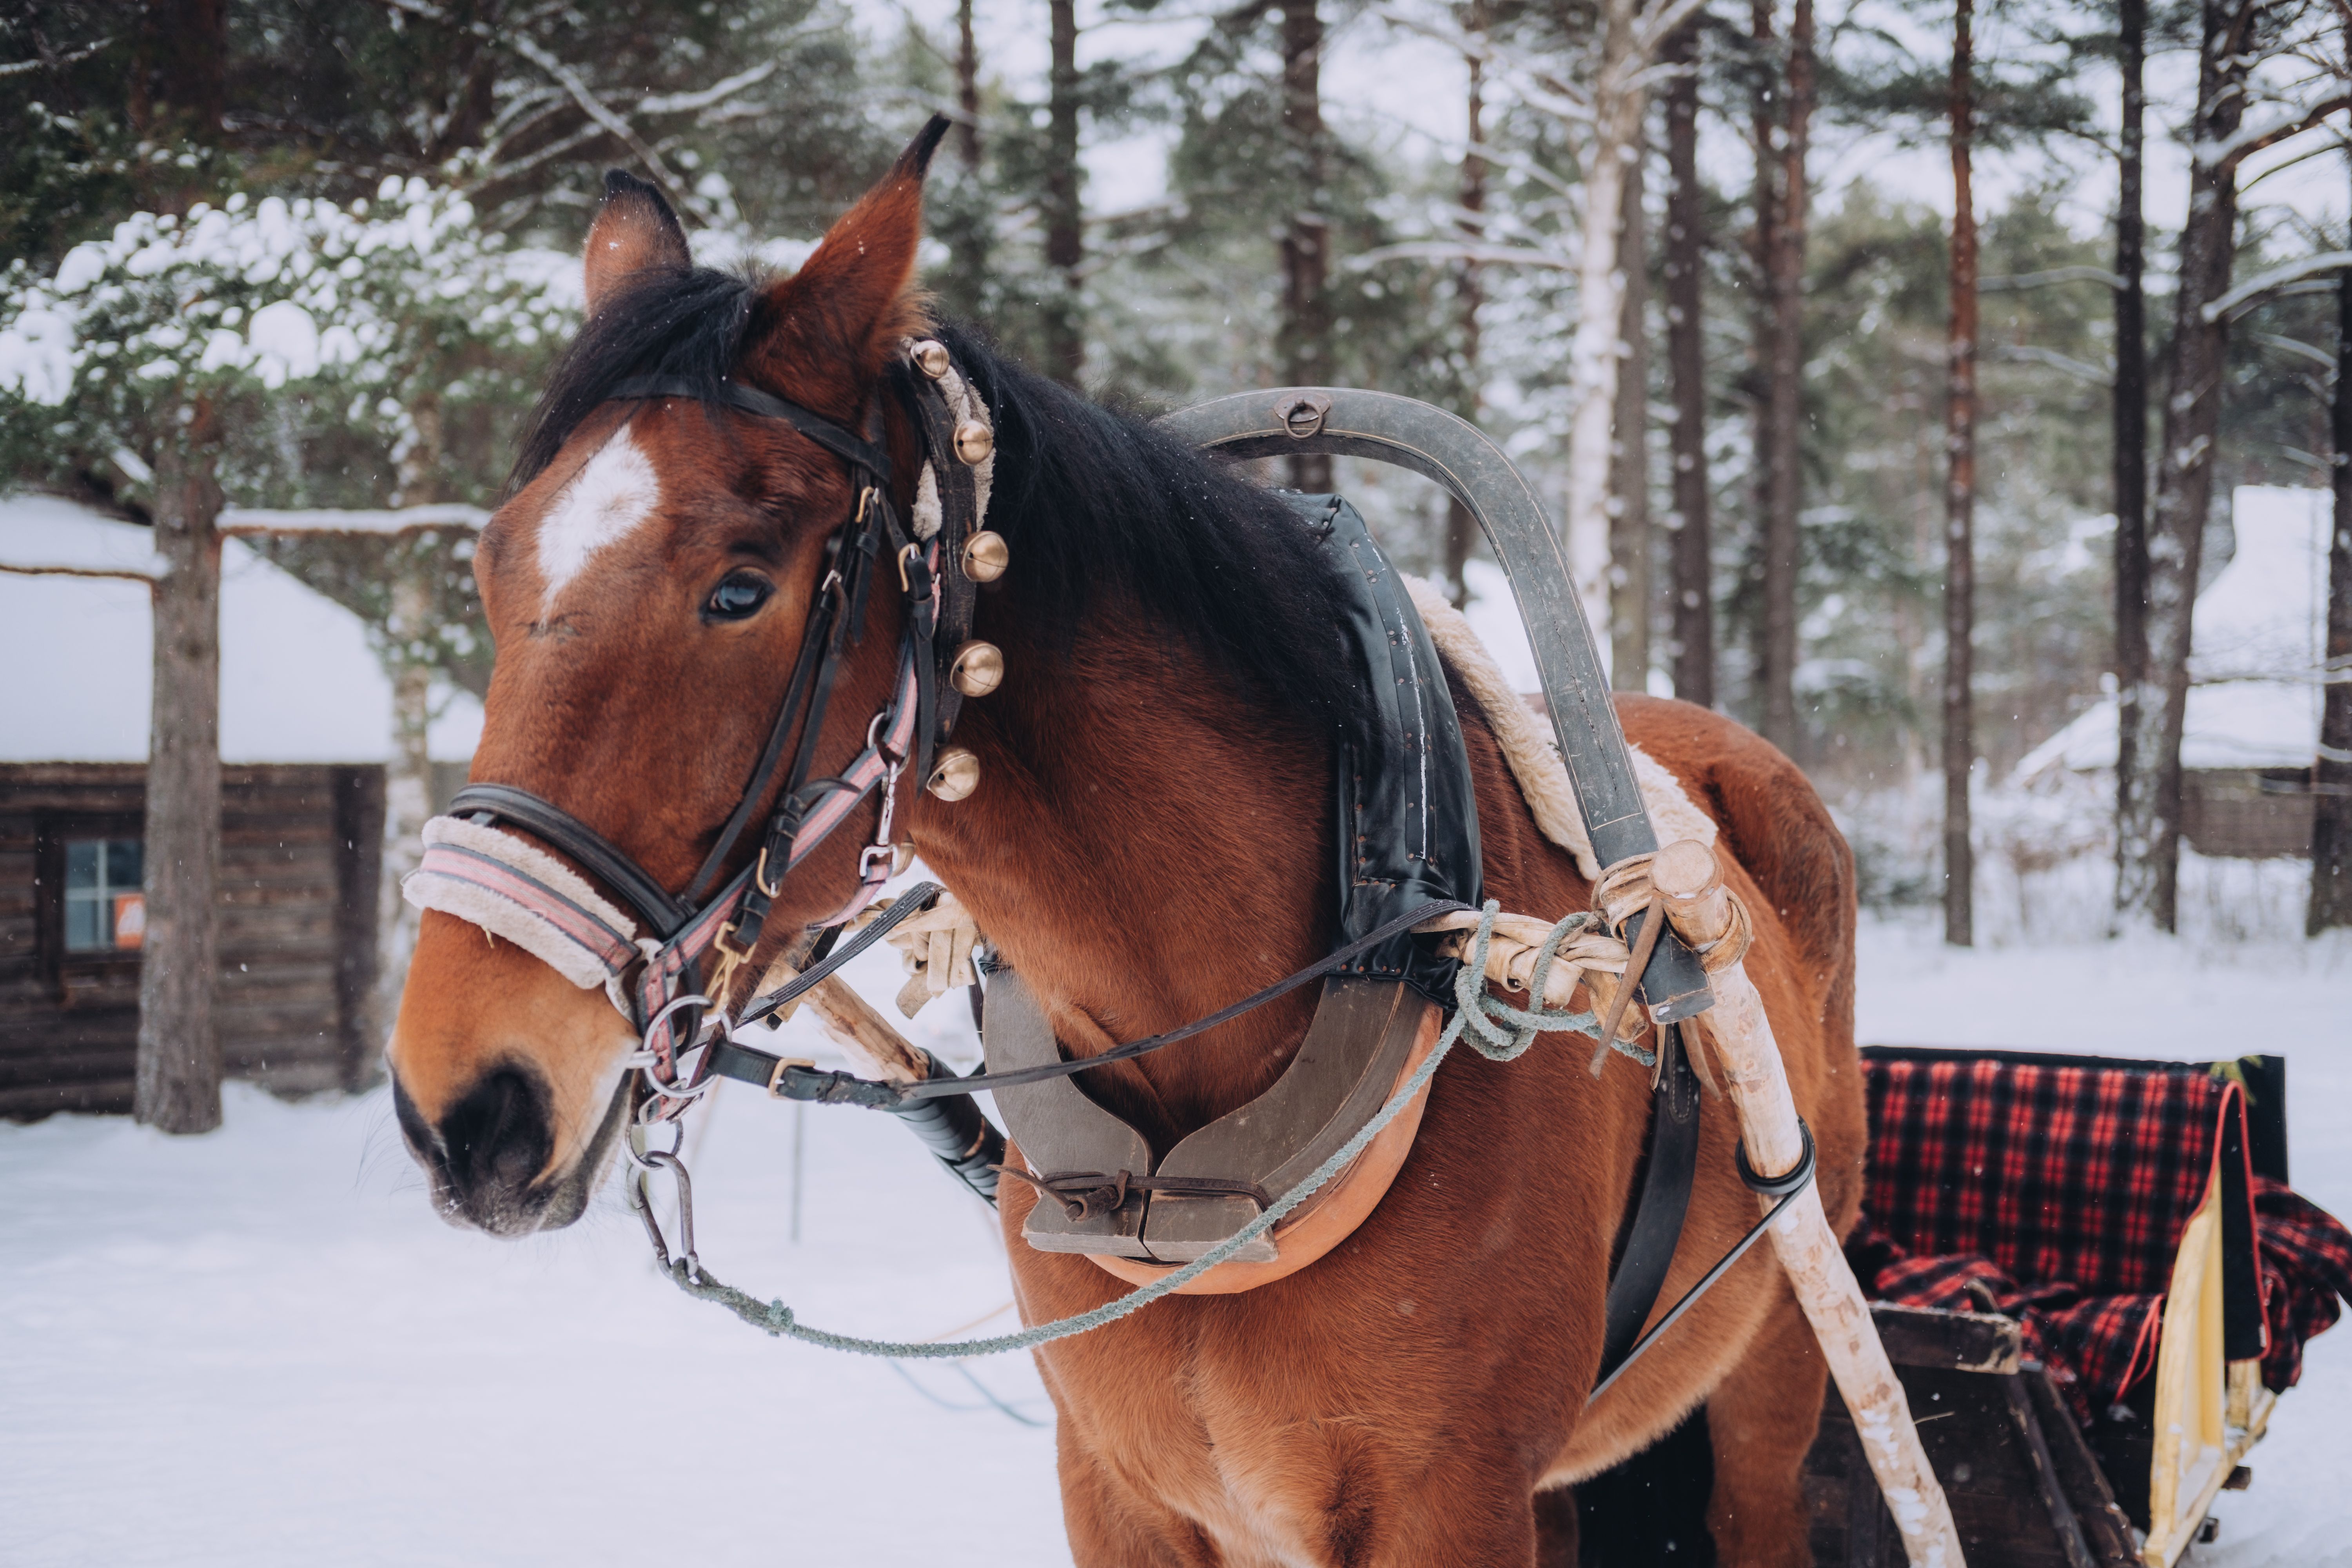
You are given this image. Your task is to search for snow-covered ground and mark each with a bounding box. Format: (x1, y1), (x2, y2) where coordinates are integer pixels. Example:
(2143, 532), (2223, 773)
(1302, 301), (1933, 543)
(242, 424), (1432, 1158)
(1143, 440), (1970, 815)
(3, 922), (2348, 1566)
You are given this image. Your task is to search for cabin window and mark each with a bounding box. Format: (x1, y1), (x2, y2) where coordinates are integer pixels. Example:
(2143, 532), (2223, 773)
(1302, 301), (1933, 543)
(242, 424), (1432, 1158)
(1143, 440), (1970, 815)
(64, 838), (145, 953)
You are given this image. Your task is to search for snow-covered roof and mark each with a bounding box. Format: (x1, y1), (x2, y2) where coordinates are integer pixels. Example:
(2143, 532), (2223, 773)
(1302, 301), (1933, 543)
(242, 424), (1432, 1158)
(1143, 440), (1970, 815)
(0, 494), (481, 764)
(2016, 486), (2328, 779)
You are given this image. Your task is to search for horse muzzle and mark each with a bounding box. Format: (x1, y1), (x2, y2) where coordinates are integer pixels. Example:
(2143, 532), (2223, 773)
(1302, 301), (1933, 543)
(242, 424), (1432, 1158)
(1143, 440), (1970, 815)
(392, 1062), (630, 1236)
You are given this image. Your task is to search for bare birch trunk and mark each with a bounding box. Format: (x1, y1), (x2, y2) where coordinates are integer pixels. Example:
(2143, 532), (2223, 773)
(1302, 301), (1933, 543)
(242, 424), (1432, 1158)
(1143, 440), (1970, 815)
(1611, 147), (1653, 691)
(374, 556), (435, 1060)
(2119, 0), (2249, 930)
(1565, 0), (1650, 669)
(1281, 0), (1334, 493)
(1757, 0), (1812, 754)
(2312, 200), (2352, 934)
(1042, 0), (1084, 388)
(136, 413), (225, 1135)
(1944, 0), (1976, 949)
(1664, 16), (1715, 708)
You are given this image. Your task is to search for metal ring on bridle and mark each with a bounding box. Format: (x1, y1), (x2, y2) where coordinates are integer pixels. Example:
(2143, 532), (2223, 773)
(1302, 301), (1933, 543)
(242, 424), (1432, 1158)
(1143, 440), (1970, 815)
(637, 992), (719, 1100)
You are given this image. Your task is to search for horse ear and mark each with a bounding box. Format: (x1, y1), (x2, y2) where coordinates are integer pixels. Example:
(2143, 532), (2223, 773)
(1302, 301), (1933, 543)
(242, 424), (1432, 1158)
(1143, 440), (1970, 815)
(583, 170), (690, 315)
(749, 117), (951, 384)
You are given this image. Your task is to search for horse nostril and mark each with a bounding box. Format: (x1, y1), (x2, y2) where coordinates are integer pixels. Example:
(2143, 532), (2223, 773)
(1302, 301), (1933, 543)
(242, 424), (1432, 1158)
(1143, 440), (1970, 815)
(438, 1067), (554, 1200)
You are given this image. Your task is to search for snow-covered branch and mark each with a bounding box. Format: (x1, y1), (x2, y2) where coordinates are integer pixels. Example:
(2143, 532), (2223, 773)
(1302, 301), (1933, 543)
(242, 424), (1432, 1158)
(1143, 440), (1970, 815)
(637, 62), (779, 117)
(0, 36), (114, 76)
(1980, 265), (2127, 292)
(220, 504), (491, 535)
(1351, 240), (1575, 270)
(2195, 94), (2352, 172)
(2202, 249), (2352, 321)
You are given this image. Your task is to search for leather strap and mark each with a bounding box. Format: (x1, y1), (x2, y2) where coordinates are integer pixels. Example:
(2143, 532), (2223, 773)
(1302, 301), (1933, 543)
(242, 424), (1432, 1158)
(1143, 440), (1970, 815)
(702, 896), (1472, 1105)
(609, 376), (892, 481)
(448, 783), (692, 937)
(1594, 1022), (1703, 1387)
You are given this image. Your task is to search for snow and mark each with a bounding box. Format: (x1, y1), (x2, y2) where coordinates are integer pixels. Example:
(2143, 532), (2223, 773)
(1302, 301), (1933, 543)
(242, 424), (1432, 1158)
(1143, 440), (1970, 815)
(2, 918), (2345, 1566)
(2017, 486), (2331, 779)
(0, 495), (481, 764)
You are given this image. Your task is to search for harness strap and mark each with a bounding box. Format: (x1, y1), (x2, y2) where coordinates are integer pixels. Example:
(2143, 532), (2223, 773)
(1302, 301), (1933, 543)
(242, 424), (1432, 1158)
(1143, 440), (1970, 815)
(704, 897), (1472, 1105)
(609, 376), (891, 481)
(446, 782), (691, 937)
(1594, 1022), (1703, 1388)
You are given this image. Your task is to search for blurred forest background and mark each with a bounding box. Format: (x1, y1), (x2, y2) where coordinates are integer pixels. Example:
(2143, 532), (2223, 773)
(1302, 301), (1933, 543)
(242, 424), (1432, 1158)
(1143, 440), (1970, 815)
(4, 0), (2349, 949)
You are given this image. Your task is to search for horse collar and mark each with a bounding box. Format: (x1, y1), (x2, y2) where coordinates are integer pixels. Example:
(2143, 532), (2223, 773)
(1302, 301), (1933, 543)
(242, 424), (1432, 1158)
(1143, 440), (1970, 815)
(983, 495), (1484, 1286)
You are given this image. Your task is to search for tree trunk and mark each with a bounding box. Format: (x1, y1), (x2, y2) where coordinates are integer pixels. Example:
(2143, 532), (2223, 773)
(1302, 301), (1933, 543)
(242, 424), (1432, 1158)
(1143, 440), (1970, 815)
(1446, 2), (1490, 609)
(136, 414), (225, 1135)
(1748, 0), (1780, 720)
(1281, 0), (1334, 493)
(375, 557), (435, 1057)
(956, 0), (982, 171)
(1758, 0), (1812, 755)
(2311, 202), (2352, 934)
(1042, 0), (1084, 388)
(1565, 0), (1650, 665)
(2119, 0), (2249, 931)
(2112, 0), (2150, 873)
(1611, 145), (1653, 690)
(1944, 0), (1977, 949)
(1665, 16), (1715, 708)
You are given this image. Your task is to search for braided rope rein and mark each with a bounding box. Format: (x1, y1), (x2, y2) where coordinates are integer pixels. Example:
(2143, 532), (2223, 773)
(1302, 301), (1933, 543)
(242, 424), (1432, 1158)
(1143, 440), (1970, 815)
(658, 900), (1648, 1357)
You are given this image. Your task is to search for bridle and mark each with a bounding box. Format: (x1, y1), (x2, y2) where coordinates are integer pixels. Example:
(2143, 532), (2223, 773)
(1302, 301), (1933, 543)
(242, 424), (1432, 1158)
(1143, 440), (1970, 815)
(415, 337), (999, 1116)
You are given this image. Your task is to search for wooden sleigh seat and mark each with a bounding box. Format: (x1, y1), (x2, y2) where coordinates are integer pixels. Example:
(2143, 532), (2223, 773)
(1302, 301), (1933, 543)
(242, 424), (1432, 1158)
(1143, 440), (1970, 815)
(1802, 1049), (2352, 1568)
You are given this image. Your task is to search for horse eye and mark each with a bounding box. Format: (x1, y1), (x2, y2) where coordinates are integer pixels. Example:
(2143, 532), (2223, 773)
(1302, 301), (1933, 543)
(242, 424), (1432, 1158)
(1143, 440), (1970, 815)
(706, 573), (771, 621)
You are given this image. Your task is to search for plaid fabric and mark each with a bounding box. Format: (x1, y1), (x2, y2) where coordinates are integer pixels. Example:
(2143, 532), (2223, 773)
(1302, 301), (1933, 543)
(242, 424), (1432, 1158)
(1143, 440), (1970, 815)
(2252, 1174), (2352, 1390)
(1860, 1052), (2236, 1297)
(1850, 1049), (2352, 1427)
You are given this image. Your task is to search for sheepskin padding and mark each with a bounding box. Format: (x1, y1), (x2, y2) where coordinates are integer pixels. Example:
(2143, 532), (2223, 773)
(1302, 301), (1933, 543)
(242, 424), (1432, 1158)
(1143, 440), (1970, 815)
(402, 815), (644, 991)
(1399, 575), (1717, 879)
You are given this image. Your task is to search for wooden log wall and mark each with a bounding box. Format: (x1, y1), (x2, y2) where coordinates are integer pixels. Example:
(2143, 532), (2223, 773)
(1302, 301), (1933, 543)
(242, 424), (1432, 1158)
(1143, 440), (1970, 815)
(0, 762), (384, 1120)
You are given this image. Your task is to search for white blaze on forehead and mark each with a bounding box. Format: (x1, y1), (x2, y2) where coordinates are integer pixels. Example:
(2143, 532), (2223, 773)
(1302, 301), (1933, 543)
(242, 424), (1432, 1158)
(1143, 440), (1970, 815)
(536, 427), (659, 607)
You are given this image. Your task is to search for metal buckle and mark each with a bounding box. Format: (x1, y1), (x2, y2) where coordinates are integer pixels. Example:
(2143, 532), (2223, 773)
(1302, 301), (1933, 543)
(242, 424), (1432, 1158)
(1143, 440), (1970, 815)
(752, 842), (782, 899)
(896, 540), (921, 593)
(766, 1055), (817, 1096)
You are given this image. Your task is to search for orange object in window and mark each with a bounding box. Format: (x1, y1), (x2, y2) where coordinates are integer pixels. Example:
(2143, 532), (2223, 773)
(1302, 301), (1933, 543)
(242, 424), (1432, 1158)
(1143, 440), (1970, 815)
(113, 892), (146, 949)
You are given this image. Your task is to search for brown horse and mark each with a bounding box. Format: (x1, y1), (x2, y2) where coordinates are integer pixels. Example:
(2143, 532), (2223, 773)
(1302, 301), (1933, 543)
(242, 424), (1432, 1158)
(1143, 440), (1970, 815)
(388, 123), (1865, 1566)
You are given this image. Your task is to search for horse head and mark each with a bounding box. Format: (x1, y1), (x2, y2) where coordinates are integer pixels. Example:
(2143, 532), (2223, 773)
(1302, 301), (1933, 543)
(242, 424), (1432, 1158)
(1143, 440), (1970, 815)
(387, 123), (948, 1235)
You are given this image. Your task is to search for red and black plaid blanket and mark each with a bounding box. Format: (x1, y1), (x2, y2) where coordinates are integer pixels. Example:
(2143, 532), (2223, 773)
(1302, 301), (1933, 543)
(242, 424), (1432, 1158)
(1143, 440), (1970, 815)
(1844, 1048), (2352, 1427)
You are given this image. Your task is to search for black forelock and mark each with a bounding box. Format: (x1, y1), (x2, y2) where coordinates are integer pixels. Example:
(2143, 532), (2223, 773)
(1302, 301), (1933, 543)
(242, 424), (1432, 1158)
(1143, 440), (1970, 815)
(936, 323), (1372, 737)
(508, 266), (756, 494)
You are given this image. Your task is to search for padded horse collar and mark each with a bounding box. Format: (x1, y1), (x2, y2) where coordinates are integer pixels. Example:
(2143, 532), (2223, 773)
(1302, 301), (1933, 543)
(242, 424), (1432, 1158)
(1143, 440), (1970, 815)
(410, 336), (995, 1111)
(982, 495), (1482, 1271)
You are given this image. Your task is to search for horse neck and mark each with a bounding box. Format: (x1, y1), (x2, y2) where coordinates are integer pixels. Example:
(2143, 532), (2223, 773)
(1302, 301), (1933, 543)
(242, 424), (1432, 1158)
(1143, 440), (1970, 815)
(912, 608), (1335, 1150)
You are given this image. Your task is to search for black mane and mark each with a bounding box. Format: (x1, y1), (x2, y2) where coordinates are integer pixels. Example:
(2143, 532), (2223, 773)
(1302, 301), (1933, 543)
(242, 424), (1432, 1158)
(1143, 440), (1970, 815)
(508, 276), (1368, 733)
(938, 324), (1370, 734)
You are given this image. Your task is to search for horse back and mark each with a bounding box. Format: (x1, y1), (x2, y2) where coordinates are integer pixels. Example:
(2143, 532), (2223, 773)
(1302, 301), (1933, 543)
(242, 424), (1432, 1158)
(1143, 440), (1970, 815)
(1614, 694), (1857, 1034)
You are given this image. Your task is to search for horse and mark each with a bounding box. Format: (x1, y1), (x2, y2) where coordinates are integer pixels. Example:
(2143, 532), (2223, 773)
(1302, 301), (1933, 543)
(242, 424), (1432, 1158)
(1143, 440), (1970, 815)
(387, 119), (1867, 1566)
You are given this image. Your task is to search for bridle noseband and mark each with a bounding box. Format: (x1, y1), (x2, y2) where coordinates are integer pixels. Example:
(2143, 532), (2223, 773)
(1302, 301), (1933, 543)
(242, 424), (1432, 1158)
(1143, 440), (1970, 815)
(412, 339), (997, 1112)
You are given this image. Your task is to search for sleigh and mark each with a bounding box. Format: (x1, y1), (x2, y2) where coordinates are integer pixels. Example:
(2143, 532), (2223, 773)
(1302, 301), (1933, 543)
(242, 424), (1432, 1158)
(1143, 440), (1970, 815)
(1793, 1048), (2352, 1568)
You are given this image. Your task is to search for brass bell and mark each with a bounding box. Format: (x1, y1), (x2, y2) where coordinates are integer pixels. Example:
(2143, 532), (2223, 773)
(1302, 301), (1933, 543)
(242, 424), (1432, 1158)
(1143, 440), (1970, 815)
(911, 340), (951, 379)
(961, 530), (1009, 583)
(926, 747), (981, 802)
(949, 640), (1005, 698)
(953, 421), (993, 465)
(891, 841), (918, 876)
